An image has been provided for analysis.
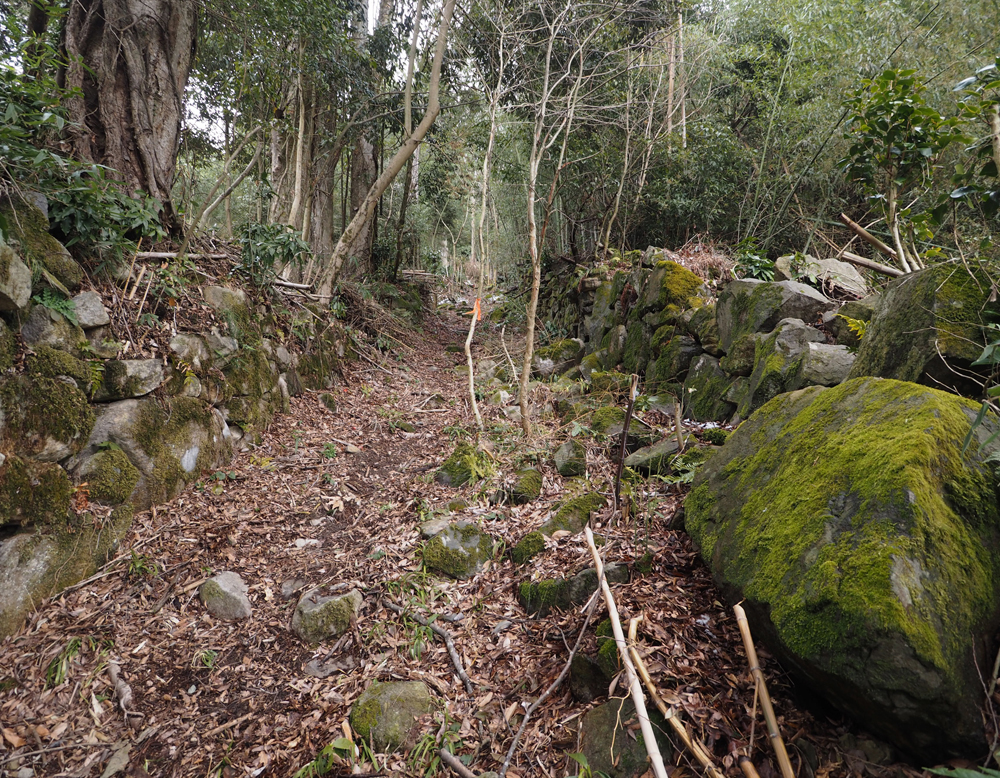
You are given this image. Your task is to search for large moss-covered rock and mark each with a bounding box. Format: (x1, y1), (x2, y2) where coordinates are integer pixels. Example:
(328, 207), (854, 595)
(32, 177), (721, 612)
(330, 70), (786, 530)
(511, 467), (542, 504)
(739, 319), (823, 417)
(0, 195), (83, 291)
(638, 260), (702, 315)
(687, 304), (722, 356)
(0, 375), (94, 461)
(554, 438), (587, 477)
(583, 272), (628, 346)
(579, 698), (673, 778)
(648, 335), (701, 387)
(422, 521), (494, 579)
(20, 303), (87, 356)
(716, 279), (836, 353)
(93, 359), (166, 401)
(683, 355), (736, 422)
(539, 491), (607, 535)
(685, 377), (1000, 760)
(847, 264), (994, 395)
(350, 681), (435, 752)
(291, 588), (362, 643)
(0, 239), (32, 312)
(518, 563), (629, 617)
(829, 296), (880, 349)
(533, 338), (584, 378)
(0, 455), (71, 529)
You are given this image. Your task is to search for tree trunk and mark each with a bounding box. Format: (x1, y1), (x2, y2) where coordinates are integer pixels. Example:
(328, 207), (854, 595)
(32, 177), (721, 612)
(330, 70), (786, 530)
(62, 0), (197, 233)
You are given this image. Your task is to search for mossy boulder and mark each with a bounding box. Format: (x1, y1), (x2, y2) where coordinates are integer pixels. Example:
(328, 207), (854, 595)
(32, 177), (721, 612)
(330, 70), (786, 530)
(829, 296), (880, 349)
(590, 370), (632, 396)
(590, 405), (655, 452)
(435, 442), (494, 487)
(422, 521), (494, 579)
(511, 530), (546, 565)
(94, 359), (166, 401)
(78, 447), (140, 506)
(0, 239), (32, 312)
(0, 455), (72, 529)
(350, 681), (435, 752)
(532, 338), (584, 378)
(0, 374), (95, 461)
(200, 571), (253, 621)
(682, 355), (736, 422)
(291, 588), (362, 643)
(554, 438), (587, 477)
(20, 303), (87, 356)
(539, 491), (607, 535)
(684, 377), (1000, 760)
(0, 195), (83, 291)
(847, 264), (994, 395)
(719, 333), (758, 376)
(649, 335), (702, 386)
(579, 698), (673, 778)
(739, 319), (823, 417)
(623, 436), (689, 476)
(688, 304), (722, 356)
(511, 468), (542, 504)
(716, 279), (836, 353)
(638, 260), (702, 315)
(518, 563), (629, 617)
(25, 344), (91, 386)
(621, 321), (651, 374)
(583, 271), (628, 346)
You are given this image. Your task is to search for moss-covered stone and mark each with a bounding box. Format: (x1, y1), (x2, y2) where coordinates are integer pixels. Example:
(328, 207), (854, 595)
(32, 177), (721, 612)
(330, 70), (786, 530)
(591, 406), (626, 434)
(847, 264), (994, 395)
(590, 371), (632, 396)
(26, 344), (90, 385)
(511, 468), (542, 504)
(688, 304), (722, 356)
(682, 355), (736, 423)
(650, 335), (702, 386)
(685, 377), (1000, 760)
(596, 636), (621, 679)
(580, 698), (673, 778)
(621, 322), (650, 374)
(81, 448), (140, 506)
(639, 260), (703, 314)
(703, 428), (730, 446)
(720, 334), (757, 377)
(569, 653), (612, 703)
(540, 491), (607, 535)
(0, 374), (94, 460)
(511, 530), (546, 565)
(533, 338), (584, 378)
(422, 521), (494, 579)
(0, 455), (72, 528)
(0, 195), (83, 291)
(350, 681), (435, 752)
(435, 442), (494, 487)
(0, 318), (17, 371)
(518, 563), (629, 617)
(291, 589), (362, 644)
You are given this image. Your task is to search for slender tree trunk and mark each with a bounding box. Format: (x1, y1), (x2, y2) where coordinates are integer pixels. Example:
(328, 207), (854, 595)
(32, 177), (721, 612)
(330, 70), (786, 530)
(62, 0), (197, 233)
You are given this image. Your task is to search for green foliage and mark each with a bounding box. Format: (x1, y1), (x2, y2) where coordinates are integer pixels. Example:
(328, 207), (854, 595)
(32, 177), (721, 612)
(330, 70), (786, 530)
(32, 288), (78, 325)
(44, 637), (82, 688)
(322, 442), (339, 459)
(950, 58), (1000, 218)
(927, 767), (1000, 778)
(236, 222), (310, 287)
(733, 238), (774, 281)
(127, 551), (160, 579)
(836, 314), (868, 350)
(407, 712), (463, 777)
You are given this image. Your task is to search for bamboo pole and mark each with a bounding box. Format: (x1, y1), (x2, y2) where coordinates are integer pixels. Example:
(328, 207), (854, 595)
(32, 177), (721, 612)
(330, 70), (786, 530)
(626, 616), (726, 778)
(733, 605), (795, 778)
(838, 213), (897, 260)
(584, 527), (668, 778)
(840, 251), (904, 278)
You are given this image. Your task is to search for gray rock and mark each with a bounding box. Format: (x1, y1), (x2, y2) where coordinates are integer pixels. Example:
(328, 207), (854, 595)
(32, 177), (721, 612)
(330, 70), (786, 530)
(199, 572), (252, 620)
(580, 698), (672, 778)
(569, 654), (611, 703)
(170, 333), (213, 371)
(71, 291), (110, 329)
(21, 304), (87, 355)
(775, 254), (871, 298)
(532, 338), (585, 378)
(420, 516), (451, 538)
(281, 578), (307, 599)
(206, 326), (238, 360)
(686, 377), (1000, 760)
(349, 680), (435, 752)
(519, 563), (630, 616)
(291, 588), (362, 643)
(0, 241), (32, 312)
(275, 344), (293, 369)
(740, 319), (824, 417)
(93, 359), (165, 401)
(204, 285), (248, 312)
(623, 437), (688, 475)
(604, 325), (627, 366)
(85, 326), (123, 359)
(716, 279), (836, 352)
(683, 354), (736, 423)
(554, 438), (586, 477)
(422, 521), (494, 579)
(799, 342), (855, 387)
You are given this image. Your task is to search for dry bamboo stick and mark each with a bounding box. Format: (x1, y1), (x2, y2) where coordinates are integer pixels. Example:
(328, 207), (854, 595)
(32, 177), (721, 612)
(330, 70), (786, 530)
(739, 755), (763, 778)
(584, 526), (669, 778)
(135, 252), (228, 260)
(840, 251), (904, 278)
(838, 213), (897, 260)
(733, 604), (795, 778)
(626, 616), (726, 778)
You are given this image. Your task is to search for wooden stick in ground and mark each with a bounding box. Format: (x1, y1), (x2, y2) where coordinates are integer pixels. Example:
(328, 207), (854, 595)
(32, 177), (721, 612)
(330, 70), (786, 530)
(584, 526), (669, 778)
(385, 602), (474, 693)
(733, 604), (795, 778)
(439, 748), (478, 778)
(739, 755), (763, 778)
(626, 616), (725, 778)
(614, 374), (640, 512)
(838, 213), (898, 260)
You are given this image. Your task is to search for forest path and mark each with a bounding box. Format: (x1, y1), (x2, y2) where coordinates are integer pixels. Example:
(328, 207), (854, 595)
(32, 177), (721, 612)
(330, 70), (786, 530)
(2, 302), (864, 778)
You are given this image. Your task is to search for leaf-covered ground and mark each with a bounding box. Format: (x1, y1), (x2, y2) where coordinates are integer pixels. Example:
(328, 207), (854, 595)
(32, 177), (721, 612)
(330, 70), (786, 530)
(0, 289), (946, 778)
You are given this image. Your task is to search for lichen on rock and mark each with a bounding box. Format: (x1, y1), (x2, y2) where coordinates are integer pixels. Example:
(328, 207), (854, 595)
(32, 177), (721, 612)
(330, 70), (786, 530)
(435, 442), (494, 487)
(349, 680), (435, 752)
(422, 521), (494, 579)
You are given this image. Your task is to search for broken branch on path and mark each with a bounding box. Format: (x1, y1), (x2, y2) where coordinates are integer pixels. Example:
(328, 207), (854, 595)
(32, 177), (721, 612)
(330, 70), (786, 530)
(626, 615), (725, 778)
(584, 525), (669, 778)
(734, 604), (795, 778)
(385, 601), (474, 693)
(439, 747), (479, 778)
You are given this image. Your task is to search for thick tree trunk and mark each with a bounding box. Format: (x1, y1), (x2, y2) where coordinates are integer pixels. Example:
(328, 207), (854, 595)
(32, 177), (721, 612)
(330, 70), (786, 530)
(62, 0), (197, 232)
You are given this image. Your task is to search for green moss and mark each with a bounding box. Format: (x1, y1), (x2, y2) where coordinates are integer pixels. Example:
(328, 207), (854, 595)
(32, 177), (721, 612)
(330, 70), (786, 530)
(350, 681), (384, 740)
(687, 378), (1000, 680)
(590, 371), (631, 396)
(684, 358), (736, 423)
(621, 323), (649, 373)
(635, 552), (654, 575)
(0, 319), (16, 372)
(422, 522), (493, 579)
(296, 594), (358, 643)
(543, 491), (607, 534)
(435, 442), (495, 487)
(591, 406), (626, 434)
(519, 578), (571, 615)
(723, 282), (785, 351)
(595, 618), (613, 638)
(0, 196), (83, 290)
(0, 455), (72, 527)
(511, 468), (542, 504)
(26, 345), (89, 383)
(656, 261), (702, 309)
(535, 338), (582, 365)
(703, 428), (730, 446)
(511, 531), (546, 565)
(87, 449), (140, 505)
(596, 637), (621, 678)
(0, 375), (94, 457)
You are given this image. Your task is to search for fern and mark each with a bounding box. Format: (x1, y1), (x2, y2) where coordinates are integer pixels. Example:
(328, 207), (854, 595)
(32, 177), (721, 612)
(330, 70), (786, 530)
(32, 288), (78, 326)
(836, 313), (867, 340)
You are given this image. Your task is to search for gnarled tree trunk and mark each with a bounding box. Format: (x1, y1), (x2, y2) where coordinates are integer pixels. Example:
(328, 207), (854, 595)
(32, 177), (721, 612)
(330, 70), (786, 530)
(62, 0), (197, 232)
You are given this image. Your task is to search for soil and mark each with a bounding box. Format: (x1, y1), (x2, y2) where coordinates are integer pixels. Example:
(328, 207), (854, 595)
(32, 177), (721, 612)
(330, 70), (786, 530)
(0, 287), (940, 778)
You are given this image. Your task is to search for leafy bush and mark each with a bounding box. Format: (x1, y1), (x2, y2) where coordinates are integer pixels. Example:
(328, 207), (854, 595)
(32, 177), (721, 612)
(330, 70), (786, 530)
(236, 222), (310, 286)
(733, 237), (774, 281)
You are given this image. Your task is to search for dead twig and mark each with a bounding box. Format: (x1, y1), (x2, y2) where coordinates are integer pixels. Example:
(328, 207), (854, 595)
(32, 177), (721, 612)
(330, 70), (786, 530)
(439, 748), (479, 778)
(385, 601), (474, 694)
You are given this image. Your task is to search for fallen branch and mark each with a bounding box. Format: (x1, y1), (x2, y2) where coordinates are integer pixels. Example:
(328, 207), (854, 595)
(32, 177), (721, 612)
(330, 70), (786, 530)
(840, 251), (904, 278)
(498, 594), (600, 778)
(626, 616), (725, 778)
(733, 604), (795, 778)
(273, 278), (313, 290)
(385, 601), (474, 693)
(499, 325), (518, 384)
(614, 374), (640, 512)
(439, 748), (479, 778)
(584, 526), (669, 778)
(206, 712), (254, 738)
(838, 213), (897, 260)
(135, 252), (228, 260)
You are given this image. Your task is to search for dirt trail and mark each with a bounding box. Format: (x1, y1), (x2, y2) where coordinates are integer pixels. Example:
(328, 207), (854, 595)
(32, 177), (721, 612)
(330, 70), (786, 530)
(0, 303), (904, 778)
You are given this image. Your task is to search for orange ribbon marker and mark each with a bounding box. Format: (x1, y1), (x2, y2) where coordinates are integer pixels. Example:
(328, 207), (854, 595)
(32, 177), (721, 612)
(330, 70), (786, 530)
(467, 298), (482, 321)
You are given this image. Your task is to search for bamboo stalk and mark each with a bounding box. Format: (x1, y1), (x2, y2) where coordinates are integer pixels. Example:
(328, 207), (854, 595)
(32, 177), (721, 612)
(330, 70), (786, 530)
(840, 251), (904, 278)
(626, 616), (726, 778)
(838, 213), (897, 260)
(584, 527), (668, 778)
(733, 605), (794, 778)
(739, 756), (763, 778)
